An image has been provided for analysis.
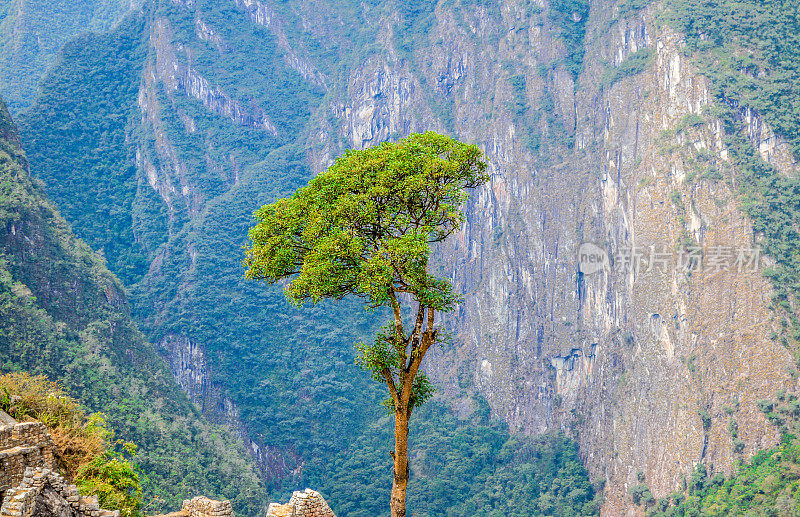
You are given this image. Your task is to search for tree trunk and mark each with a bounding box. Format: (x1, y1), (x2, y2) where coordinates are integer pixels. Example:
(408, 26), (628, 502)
(390, 409), (410, 517)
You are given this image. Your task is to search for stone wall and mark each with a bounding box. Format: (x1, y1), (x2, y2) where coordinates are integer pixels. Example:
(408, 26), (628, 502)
(181, 496), (233, 517)
(0, 418), (56, 496)
(0, 411), (238, 517)
(0, 411), (118, 517)
(266, 489), (335, 517)
(0, 467), (119, 517)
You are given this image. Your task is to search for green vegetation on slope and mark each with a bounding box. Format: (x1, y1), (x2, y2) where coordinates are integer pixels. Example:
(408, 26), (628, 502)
(601, 47), (654, 87)
(665, 0), (800, 156)
(18, 0), (387, 498)
(0, 94), (267, 515)
(548, 0), (590, 77)
(134, 141), (389, 491)
(0, 0), (134, 114)
(16, 12), (155, 286)
(394, 0), (438, 64)
(308, 398), (601, 517)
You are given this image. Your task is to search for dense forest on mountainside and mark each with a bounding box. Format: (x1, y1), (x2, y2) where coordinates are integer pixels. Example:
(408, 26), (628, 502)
(0, 0), (135, 113)
(3, 82), (601, 514)
(310, 398), (600, 517)
(0, 95), (267, 515)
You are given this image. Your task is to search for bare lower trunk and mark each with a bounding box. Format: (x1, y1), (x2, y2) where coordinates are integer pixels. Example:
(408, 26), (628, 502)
(390, 410), (410, 517)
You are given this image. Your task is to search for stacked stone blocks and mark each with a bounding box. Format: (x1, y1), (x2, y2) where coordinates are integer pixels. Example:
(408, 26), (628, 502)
(181, 496), (233, 517)
(266, 489), (335, 517)
(0, 421), (56, 495)
(0, 467), (119, 517)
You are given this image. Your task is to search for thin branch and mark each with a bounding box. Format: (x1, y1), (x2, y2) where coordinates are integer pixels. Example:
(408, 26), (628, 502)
(407, 303), (425, 370)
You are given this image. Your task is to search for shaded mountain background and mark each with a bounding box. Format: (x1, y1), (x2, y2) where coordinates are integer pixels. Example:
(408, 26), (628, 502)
(0, 94), (267, 514)
(0, 2), (601, 516)
(2, 0), (800, 514)
(0, 0), (141, 113)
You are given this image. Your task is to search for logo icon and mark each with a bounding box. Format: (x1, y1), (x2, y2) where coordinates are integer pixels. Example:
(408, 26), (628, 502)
(578, 243), (609, 275)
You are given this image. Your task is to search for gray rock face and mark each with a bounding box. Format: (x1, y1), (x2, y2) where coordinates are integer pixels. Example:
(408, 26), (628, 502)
(151, 18), (277, 134)
(29, 486), (78, 517)
(266, 489), (335, 517)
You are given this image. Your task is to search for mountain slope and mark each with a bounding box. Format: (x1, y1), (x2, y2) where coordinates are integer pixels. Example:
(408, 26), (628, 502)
(0, 0), (139, 114)
(0, 93), (267, 515)
(16, 0), (386, 491)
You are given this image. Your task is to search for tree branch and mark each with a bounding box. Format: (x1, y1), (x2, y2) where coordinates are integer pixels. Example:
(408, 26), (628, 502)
(381, 367), (400, 407)
(407, 303), (425, 370)
(389, 290), (405, 338)
(389, 290), (408, 380)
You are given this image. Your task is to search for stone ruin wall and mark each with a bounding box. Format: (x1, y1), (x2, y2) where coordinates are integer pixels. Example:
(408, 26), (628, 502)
(266, 489), (336, 517)
(0, 413), (123, 517)
(0, 411), (337, 517)
(0, 467), (119, 517)
(0, 421), (56, 496)
(180, 497), (233, 517)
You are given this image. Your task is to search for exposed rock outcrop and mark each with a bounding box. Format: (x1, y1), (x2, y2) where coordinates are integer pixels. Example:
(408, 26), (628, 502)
(232, 0), (327, 88)
(304, 2), (796, 513)
(159, 334), (302, 488)
(152, 19), (277, 134)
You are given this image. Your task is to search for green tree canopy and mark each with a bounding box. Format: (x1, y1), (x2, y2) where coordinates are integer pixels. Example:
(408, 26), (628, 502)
(245, 131), (487, 307)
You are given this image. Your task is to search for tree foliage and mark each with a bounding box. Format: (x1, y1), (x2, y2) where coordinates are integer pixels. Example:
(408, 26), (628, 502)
(245, 131), (487, 411)
(246, 131), (488, 515)
(246, 132), (487, 305)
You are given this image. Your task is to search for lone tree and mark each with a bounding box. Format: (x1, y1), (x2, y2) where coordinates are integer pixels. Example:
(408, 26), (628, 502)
(244, 131), (488, 517)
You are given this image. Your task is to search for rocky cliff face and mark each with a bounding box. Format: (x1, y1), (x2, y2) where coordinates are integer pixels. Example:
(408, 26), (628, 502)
(128, 0), (800, 510)
(303, 1), (797, 513)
